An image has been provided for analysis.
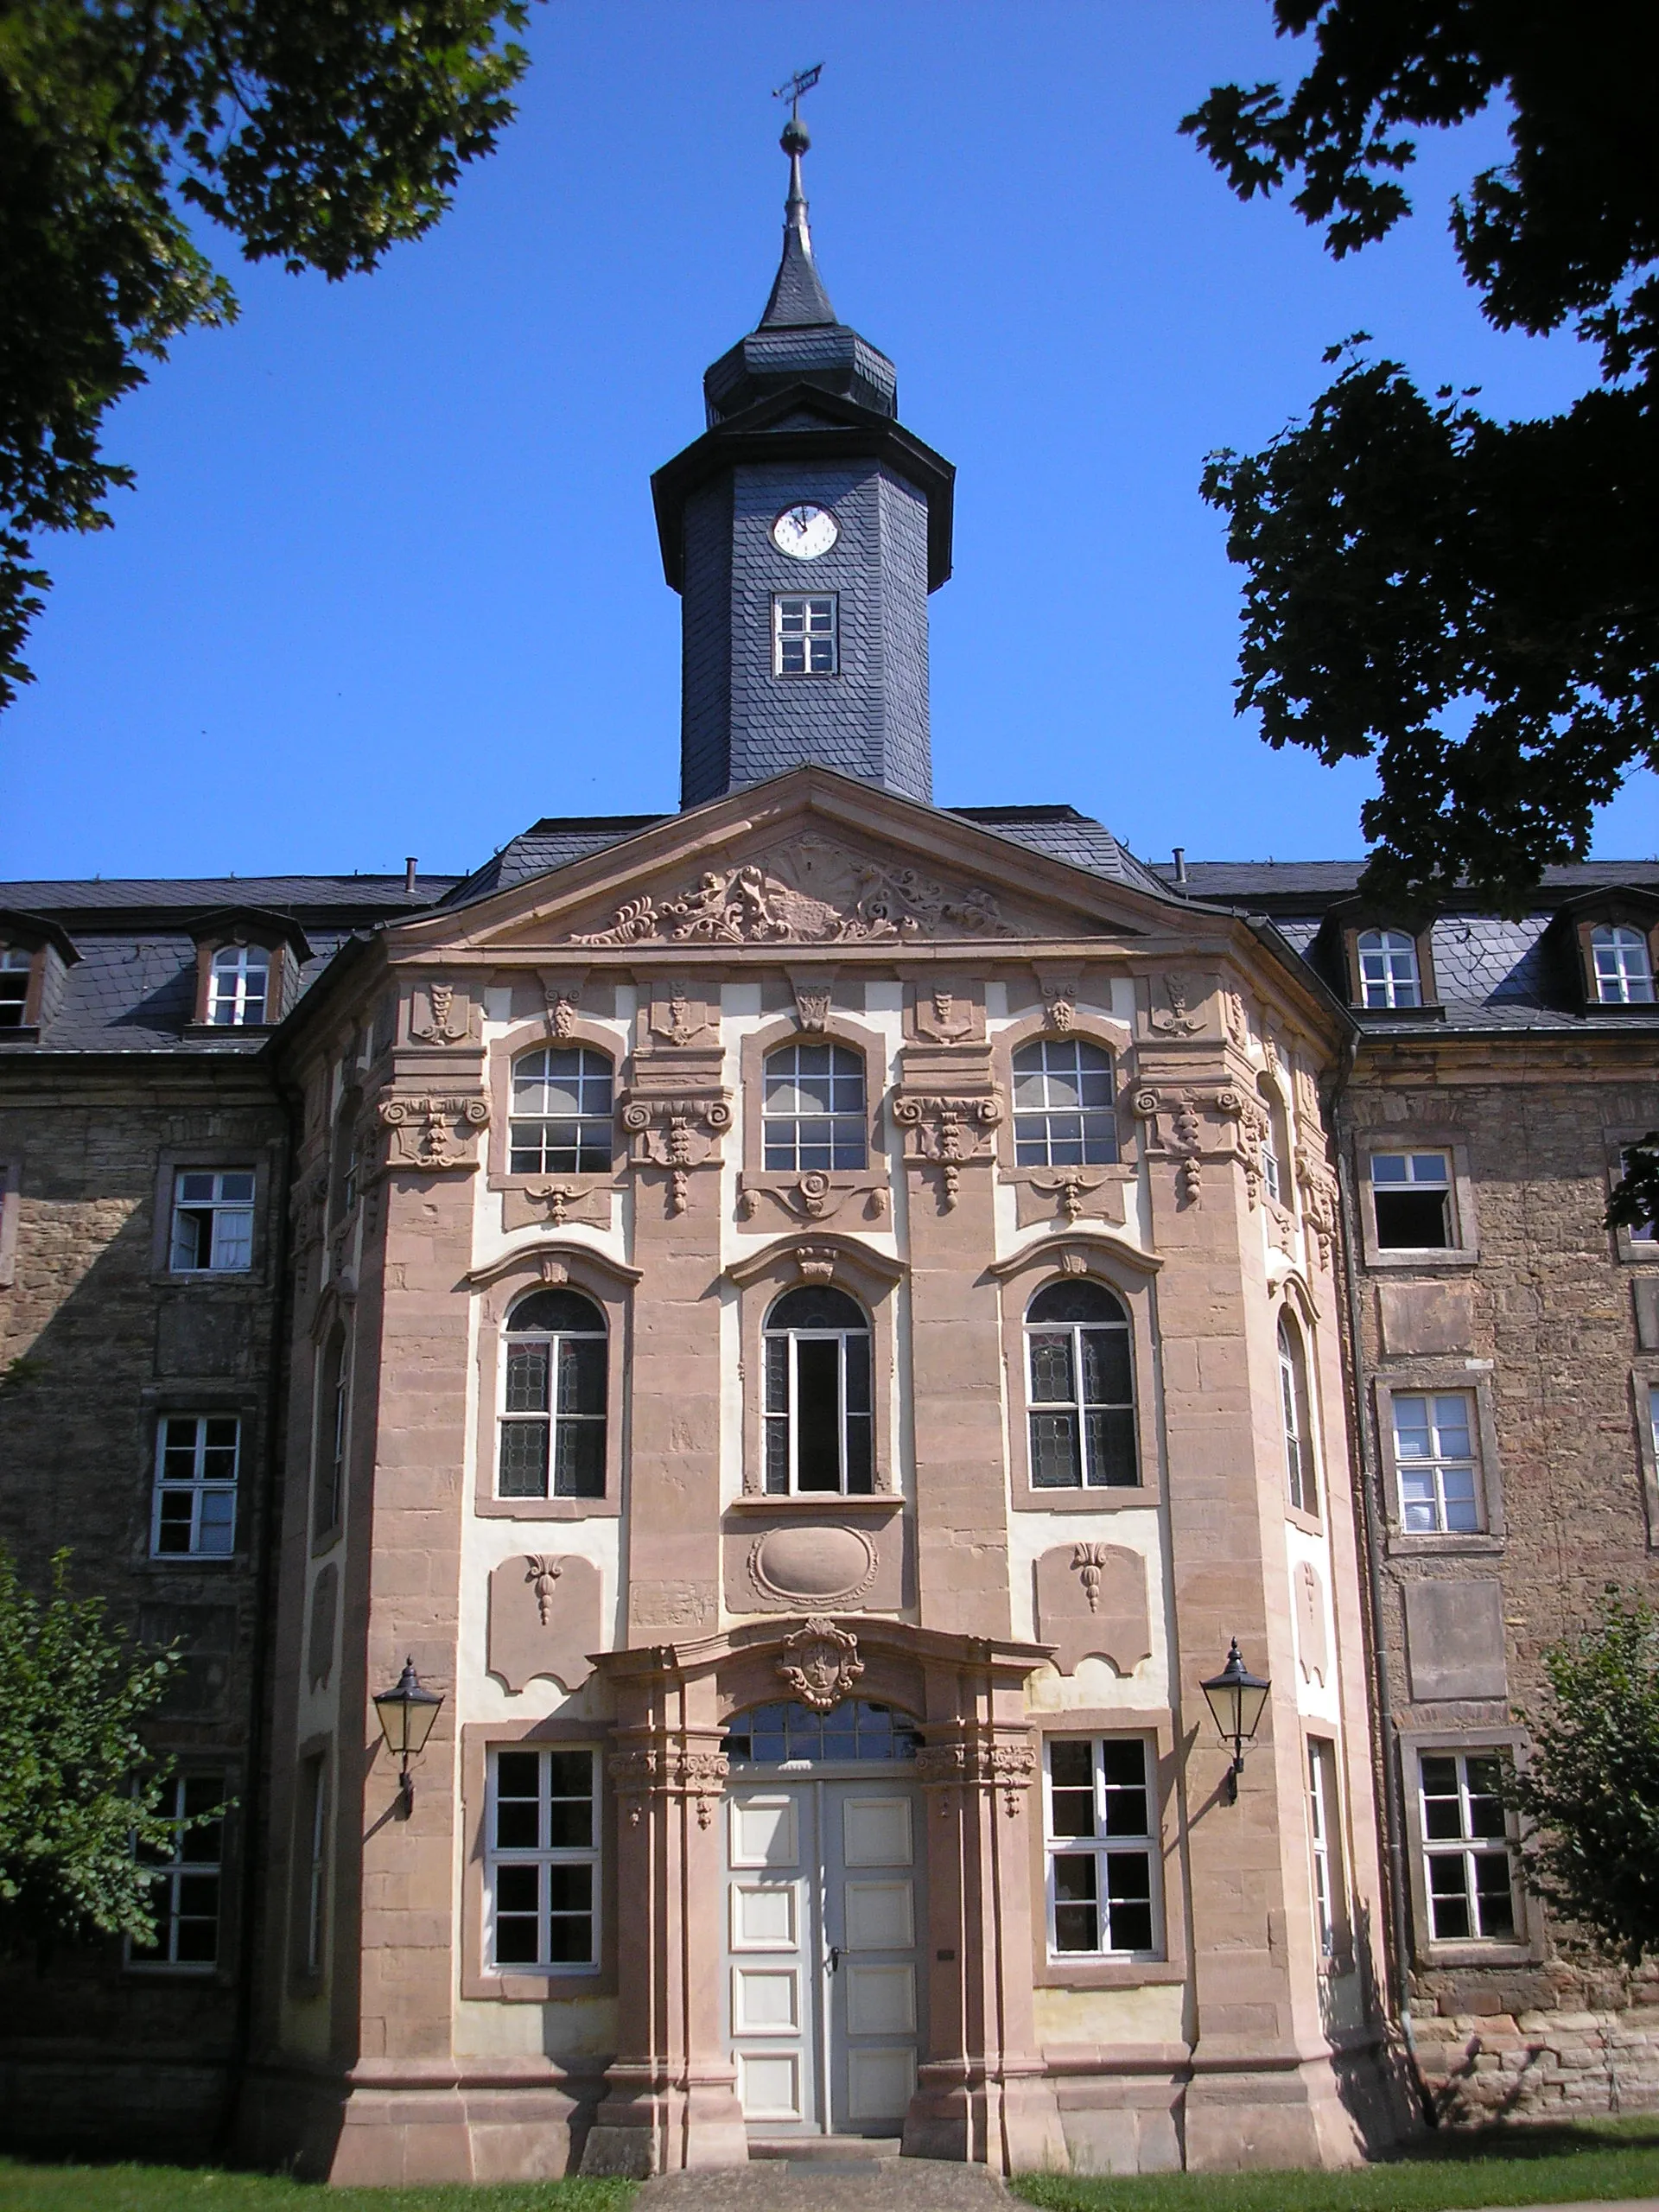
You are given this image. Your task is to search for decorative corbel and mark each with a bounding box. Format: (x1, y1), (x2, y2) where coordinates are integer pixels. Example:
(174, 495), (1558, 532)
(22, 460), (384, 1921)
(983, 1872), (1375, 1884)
(892, 1091), (1002, 1209)
(621, 1093), (733, 1215)
(1033, 966), (1081, 1034)
(378, 1091), (489, 1172)
(786, 969), (836, 1033)
(410, 980), (472, 1046)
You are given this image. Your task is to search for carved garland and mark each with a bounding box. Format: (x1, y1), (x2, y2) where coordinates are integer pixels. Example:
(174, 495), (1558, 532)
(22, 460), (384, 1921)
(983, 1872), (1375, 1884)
(913, 1737), (1037, 1820)
(608, 1745), (730, 1830)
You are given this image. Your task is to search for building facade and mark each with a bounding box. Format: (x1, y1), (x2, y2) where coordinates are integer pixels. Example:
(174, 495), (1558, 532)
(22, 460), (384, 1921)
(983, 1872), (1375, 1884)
(0, 130), (1656, 2178)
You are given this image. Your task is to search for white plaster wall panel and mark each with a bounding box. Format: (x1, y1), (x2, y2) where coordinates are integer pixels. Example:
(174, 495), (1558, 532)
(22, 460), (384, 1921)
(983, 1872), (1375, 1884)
(1284, 1517), (1342, 1726)
(457, 1510), (622, 1726)
(1008, 1504), (1169, 1707)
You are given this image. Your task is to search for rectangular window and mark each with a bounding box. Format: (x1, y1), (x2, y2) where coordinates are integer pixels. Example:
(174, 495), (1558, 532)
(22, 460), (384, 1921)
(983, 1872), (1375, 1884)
(314, 1332), (349, 1536)
(130, 1774), (226, 1971)
(773, 594), (837, 677)
(1392, 1391), (1482, 1534)
(486, 1747), (600, 1972)
(1370, 1151), (1451, 1250)
(151, 1413), (239, 1557)
(1307, 1739), (1345, 1961)
(0, 946), (31, 1027)
(299, 1753), (327, 1975)
(207, 945), (270, 1027)
(1044, 1737), (1160, 1959)
(1419, 1751), (1517, 1942)
(169, 1169), (256, 1274)
(1621, 1150), (1657, 1243)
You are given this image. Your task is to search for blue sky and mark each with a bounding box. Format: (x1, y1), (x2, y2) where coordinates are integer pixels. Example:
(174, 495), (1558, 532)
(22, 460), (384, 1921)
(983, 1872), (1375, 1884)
(5, 3), (1649, 885)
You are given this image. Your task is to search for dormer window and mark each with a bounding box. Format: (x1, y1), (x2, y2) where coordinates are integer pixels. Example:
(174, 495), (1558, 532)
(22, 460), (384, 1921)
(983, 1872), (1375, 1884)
(1592, 924), (1656, 1004)
(0, 948), (29, 1027)
(1356, 929), (1421, 1009)
(207, 944), (270, 1027)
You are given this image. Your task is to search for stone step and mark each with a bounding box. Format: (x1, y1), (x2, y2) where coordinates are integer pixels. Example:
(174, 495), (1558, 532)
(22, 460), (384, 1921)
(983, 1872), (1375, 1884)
(749, 2137), (901, 2162)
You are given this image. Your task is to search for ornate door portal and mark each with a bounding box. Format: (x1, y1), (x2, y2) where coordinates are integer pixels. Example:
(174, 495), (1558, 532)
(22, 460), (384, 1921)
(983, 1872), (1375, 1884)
(721, 1700), (925, 2139)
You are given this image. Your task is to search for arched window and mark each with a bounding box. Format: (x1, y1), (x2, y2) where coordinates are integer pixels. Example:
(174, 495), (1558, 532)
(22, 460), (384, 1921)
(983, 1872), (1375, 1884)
(762, 1042), (866, 1172)
(314, 1324), (349, 1536)
(763, 1286), (872, 1494)
(1026, 1280), (1136, 1489)
(330, 1087), (361, 1224)
(1258, 1077), (1290, 1208)
(208, 944), (270, 1026)
(1592, 923), (1656, 1004)
(509, 1046), (613, 1174)
(1356, 928), (1421, 1009)
(723, 1700), (919, 1765)
(1278, 1313), (1317, 1515)
(1011, 1039), (1117, 1166)
(499, 1289), (607, 1499)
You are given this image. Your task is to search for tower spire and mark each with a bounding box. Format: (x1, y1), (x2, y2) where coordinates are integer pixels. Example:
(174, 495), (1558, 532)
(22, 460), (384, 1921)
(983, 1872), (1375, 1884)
(761, 67), (836, 329)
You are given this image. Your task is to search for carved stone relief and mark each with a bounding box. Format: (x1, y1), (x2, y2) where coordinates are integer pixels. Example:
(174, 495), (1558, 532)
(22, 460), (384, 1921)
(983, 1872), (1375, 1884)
(410, 980), (474, 1046)
(774, 1616), (865, 1710)
(620, 1094), (732, 1216)
(537, 966), (589, 1039)
(914, 1734), (1037, 1819)
(1033, 966), (1081, 1033)
(722, 1511), (905, 1614)
(378, 1092), (489, 1172)
(486, 1552), (601, 1694)
(892, 1091), (1002, 1210)
(1033, 1543), (1152, 1677)
(609, 1743), (729, 1830)
(501, 1179), (612, 1233)
(906, 982), (984, 1046)
(1014, 1169), (1128, 1231)
(1147, 973), (1208, 1037)
(1295, 1560), (1328, 1687)
(737, 1173), (889, 1229)
(645, 978), (720, 1051)
(786, 969), (835, 1032)
(569, 836), (1021, 947)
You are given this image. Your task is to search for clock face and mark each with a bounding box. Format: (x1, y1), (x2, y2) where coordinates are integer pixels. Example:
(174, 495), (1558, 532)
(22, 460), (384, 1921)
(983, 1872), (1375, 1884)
(771, 502), (839, 560)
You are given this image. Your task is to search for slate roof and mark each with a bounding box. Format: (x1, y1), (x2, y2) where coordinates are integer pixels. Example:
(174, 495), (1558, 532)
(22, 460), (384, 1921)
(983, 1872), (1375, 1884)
(438, 820), (664, 909)
(950, 806), (1177, 904)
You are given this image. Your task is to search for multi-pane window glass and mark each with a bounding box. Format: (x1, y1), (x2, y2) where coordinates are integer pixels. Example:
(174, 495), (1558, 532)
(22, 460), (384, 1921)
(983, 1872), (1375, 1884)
(207, 944), (270, 1026)
(1011, 1040), (1117, 1167)
(130, 1775), (226, 1970)
(509, 1047), (613, 1176)
(763, 1286), (873, 1495)
(314, 1328), (348, 1536)
(1278, 1316), (1317, 1516)
(763, 1042), (867, 1172)
(487, 1748), (599, 1970)
(1260, 1080), (1288, 1207)
(1393, 1392), (1481, 1534)
(1026, 1279), (1136, 1489)
(1307, 1740), (1341, 1960)
(723, 1700), (919, 1766)
(169, 1169), (256, 1273)
(1370, 1151), (1452, 1249)
(1592, 924), (1656, 1004)
(773, 594), (837, 676)
(1420, 1752), (1516, 1942)
(152, 1414), (239, 1557)
(1356, 928), (1422, 1009)
(0, 946), (30, 1027)
(499, 1289), (607, 1500)
(1046, 1738), (1158, 1957)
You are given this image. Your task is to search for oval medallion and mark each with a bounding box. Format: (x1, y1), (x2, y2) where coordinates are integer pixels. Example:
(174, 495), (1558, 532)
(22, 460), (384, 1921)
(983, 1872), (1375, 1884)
(749, 1523), (878, 1606)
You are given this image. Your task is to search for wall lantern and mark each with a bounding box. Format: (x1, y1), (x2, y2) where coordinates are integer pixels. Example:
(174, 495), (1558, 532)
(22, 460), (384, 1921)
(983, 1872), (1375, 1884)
(372, 1656), (444, 1815)
(1199, 1638), (1271, 1803)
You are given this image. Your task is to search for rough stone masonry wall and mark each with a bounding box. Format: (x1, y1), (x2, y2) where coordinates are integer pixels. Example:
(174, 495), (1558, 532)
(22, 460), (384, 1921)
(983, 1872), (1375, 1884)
(0, 1071), (287, 2156)
(1346, 1052), (1659, 2124)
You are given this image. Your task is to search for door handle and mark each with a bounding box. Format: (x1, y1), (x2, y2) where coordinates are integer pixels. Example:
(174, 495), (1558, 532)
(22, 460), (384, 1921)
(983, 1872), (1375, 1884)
(828, 1944), (843, 1974)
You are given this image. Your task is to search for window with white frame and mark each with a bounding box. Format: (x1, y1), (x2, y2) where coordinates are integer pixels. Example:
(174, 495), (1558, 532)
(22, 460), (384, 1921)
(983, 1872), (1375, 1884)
(773, 594), (837, 676)
(1419, 1751), (1517, 1942)
(151, 1413), (239, 1557)
(509, 1046), (613, 1176)
(1279, 1314), (1317, 1516)
(1026, 1278), (1137, 1489)
(763, 1285), (873, 1494)
(299, 1752), (327, 1975)
(1306, 1738), (1344, 1960)
(1370, 1150), (1452, 1250)
(1011, 1039), (1117, 1166)
(130, 1774), (226, 1971)
(486, 1747), (600, 1970)
(1592, 923), (1656, 1004)
(207, 944), (270, 1026)
(498, 1288), (607, 1499)
(1620, 1148), (1657, 1243)
(169, 1168), (256, 1273)
(1356, 928), (1422, 1008)
(1045, 1737), (1159, 1958)
(0, 946), (31, 1027)
(763, 1040), (867, 1171)
(314, 1326), (349, 1535)
(1259, 1077), (1290, 1207)
(1392, 1392), (1482, 1534)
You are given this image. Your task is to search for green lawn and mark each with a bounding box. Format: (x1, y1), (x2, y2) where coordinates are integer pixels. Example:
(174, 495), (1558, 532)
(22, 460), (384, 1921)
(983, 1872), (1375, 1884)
(0, 2167), (634, 2212)
(1014, 2113), (1659, 2211)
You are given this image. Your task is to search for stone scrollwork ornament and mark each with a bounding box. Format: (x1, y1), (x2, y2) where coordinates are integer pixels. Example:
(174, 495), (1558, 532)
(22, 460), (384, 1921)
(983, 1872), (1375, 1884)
(608, 1744), (730, 1830)
(621, 1095), (733, 1215)
(378, 1092), (489, 1171)
(892, 1092), (1002, 1209)
(410, 981), (470, 1046)
(774, 1616), (864, 1711)
(1149, 974), (1205, 1037)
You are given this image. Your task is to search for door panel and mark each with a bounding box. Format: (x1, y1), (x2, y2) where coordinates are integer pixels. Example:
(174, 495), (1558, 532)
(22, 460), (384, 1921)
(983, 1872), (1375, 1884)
(827, 1781), (925, 2134)
(846, 1961), (916, 2033)
(739, 2050), (803, 2122)
(844, 1878), (913, 1949)
(731, 1794), (799, 1867)
(842, 1794), (912, 1866)
(731, 1881), (798, 1950)
(732, 1963), (801, 2033)
(847, 2045), (917, 2125)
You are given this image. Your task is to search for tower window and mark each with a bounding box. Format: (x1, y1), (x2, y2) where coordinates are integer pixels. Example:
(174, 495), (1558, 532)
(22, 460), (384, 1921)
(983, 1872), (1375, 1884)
(773, 594), (837, 677)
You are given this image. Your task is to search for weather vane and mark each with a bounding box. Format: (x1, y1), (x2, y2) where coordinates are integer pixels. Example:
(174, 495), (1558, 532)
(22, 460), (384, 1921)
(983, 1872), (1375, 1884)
(772, 64), (823, 122)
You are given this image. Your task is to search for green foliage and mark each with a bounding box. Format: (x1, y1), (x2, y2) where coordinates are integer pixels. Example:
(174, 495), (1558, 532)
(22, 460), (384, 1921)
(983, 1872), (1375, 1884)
(1605, 1137), (1659, 1233)
(0, 0), (531, 708)
(1509, 1587), (1659, 1964)
(1184, 4), (1659, 909)
(0, 1545), (188, 1956)
(0, 2161), (639, 2209)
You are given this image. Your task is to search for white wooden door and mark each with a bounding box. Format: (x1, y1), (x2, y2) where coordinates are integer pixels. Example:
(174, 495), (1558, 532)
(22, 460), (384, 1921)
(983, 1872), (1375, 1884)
(726, 1786), (816, 2133)
(827, 1783), (923, 2133)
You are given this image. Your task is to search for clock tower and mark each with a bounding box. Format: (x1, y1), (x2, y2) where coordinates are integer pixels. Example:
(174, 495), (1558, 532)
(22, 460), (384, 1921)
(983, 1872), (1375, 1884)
(652, 115), (955, 810)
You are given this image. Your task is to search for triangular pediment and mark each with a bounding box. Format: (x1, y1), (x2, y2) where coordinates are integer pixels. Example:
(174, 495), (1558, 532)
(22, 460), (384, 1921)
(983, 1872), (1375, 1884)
(394, 770), (1197, 960)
